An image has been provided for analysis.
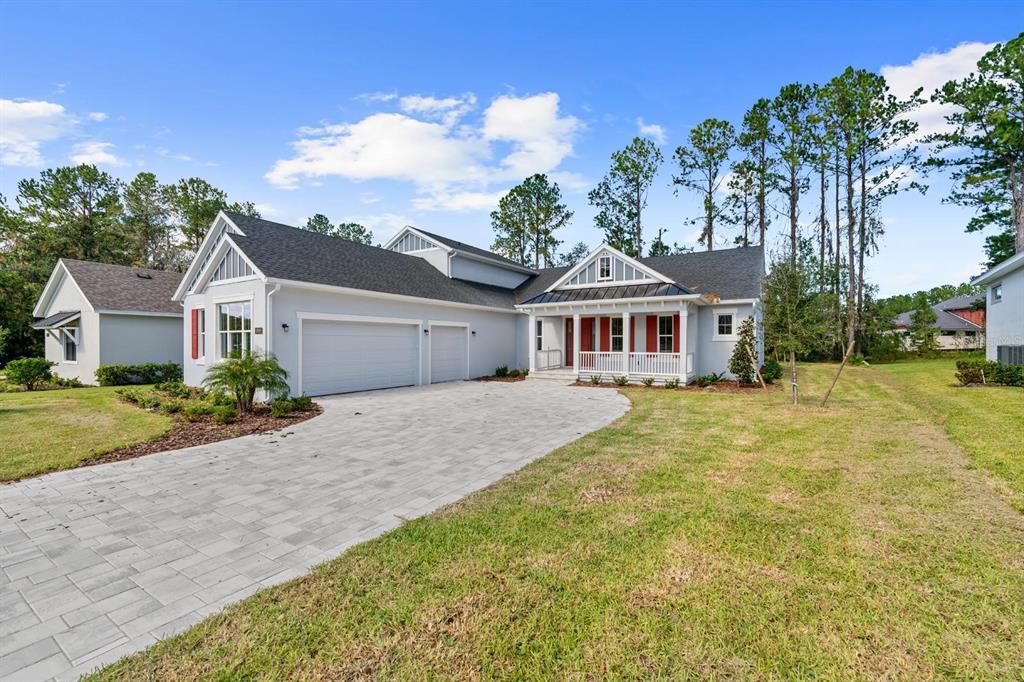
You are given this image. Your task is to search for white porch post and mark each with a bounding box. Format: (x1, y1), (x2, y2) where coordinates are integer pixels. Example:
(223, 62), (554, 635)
(678, 304), (688, 383)
(622, 310), (630, 376)
(572, 313), (581, 377)
(528, 313), (537, 373)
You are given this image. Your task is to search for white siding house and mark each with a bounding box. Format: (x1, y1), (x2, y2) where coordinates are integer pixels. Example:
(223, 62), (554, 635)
(173, 212), (765, 397)
(32, 259), (183, 383)
(973, 251), (1024, 364)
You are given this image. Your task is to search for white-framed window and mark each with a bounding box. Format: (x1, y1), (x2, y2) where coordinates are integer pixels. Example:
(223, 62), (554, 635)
(198, 308), (206, 358)
(658, 315), (674, 353)
(62, 325), (78, 362)
(992, 283), (1002, 304)
(218, 301), (252, 358)
(535, 319), (543, 351)
(598, 255), (612, 281)
(713, 310), (738, 341)
(611, 317), (623, 352)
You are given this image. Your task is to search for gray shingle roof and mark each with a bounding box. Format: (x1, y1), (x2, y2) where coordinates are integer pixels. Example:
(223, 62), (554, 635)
(415, 228), (533, 270)
(32, 310), (80, 329)
(520, 282), (693, 305)
(225, 213), (517, 309)
(893, 294), (984, 331)
(514, 245), (765, 303)
(61, 259), (183, 314)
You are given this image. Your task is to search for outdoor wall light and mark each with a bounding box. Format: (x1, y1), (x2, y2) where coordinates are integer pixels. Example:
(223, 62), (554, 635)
(471, 330), (477, 337)
(424, 328), (430, 335)
(281, 323), (290, 332)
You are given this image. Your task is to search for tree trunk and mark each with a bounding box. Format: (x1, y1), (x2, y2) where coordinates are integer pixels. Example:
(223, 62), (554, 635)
(758, 139), (767, 246)
(819, 157), (827, 286)
(789, 168), (798, 265)
(789, 351), (798, 405)
(845, 144), (856, 350)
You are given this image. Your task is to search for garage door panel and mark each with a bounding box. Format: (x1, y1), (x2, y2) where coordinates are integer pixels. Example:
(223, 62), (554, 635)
(302, 320), (419, 396)
(430, 325), (466, 384)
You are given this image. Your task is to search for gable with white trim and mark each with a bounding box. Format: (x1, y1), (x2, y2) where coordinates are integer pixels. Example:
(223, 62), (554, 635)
(549, 246), (670, 291)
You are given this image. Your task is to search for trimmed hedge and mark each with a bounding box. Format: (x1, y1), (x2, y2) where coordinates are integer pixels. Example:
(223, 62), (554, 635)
(96, 363), (182, 386)
(955, 359), (1024, 387)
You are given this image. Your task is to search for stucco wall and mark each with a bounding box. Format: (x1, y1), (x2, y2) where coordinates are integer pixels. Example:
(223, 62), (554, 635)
(985, 268), (1024, 361)
(99, 314), (183, 367)
(181, 278), (268, 388)
(40, 275), (100, 384)
(697, 303), (755, 377)
(269, 285), (520, 395)
(450, 255), (531, 289)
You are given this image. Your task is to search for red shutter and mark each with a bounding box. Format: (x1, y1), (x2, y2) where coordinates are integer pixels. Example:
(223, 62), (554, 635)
(630, 316), (636, 352)
(599, 317), (610, 352)
(673, 314), (680, 353)
(581, 318), (593, 352)
(646, 315), (657, 353)
(190, 309), (199, 359)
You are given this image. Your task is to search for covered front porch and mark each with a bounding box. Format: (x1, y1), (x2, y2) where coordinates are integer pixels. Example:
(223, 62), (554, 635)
(526, 302), (697, 383)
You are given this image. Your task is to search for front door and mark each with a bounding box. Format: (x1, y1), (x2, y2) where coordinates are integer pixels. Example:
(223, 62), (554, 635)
(565, 317), (574, 366)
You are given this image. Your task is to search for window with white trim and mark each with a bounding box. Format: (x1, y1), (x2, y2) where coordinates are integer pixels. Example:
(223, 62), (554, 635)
(611, 317), (623, 352)
(198, 309), (206, 358)
(598, 255), (612, 281)
(218, 301), (252, 357)
(992, 284), (1002, 303)
(717, 313), (734, 337)
(535, 319), (543, 351)
(658, 315), (674, 353)
(62, 324), (78, 362)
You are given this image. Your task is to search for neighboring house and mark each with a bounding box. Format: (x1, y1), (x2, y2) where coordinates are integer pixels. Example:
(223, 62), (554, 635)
(972, 250), (1024, 365)
(31, 259), (184, 383)
(174, 211), (764, 397)
(892, 294), (986, 351)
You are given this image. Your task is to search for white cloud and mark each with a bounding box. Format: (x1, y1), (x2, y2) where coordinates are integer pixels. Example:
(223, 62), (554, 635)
(881, 41), (996, 141)
(265, 92), (581, 212)
(413, 189), (506, 212)
(156, 147), (193, 161)
(345, 212), (416, 243)
(0, 99), (78, 166)
(86, 111), (108, 122)
(636, 117), (666, 144)
(355, 91), (397, 103)
(253, 202), (280, 217)
(69, 141), (125, 166)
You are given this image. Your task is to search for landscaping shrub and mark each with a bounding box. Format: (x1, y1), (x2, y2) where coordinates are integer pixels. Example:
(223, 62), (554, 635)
(49, 376), (84, 388)
(203, 352), (289, 412)
(211, 405), (237, 423)
(509, 368), (522, 378)
(4, 357), (55, 390)
(761, 359), (783, 384)
(205, 389), (236, 407)
(161, 399), (184, 414)
(96, 362), (182, 386)
(495, 365), (509, 377)
(590, 374), (603, 385)
(155, 379), (191, 398)
(612, 375), (629, 386)
(664, 377), (680, 389)
(183, 403), (212, 422)
(728, 317), (758, 384)
(696, 372), (724, 388)
(640, 376), (655, 387)
(957, 359), (1024, 387)
(115, 387), (145, 403)
(291, 395), (314, 411)
(270, 399), (294, 418)
(139, 394), (163, 410)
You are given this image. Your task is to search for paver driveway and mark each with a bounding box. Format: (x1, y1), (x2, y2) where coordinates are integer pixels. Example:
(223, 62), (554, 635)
(0, 380), (628, 681)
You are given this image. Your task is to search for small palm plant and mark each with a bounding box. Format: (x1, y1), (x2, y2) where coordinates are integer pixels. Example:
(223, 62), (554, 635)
(203, 352), (289, 413)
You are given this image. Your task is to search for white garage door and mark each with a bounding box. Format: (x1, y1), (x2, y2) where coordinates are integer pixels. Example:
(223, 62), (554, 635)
(430, 325), (467, 384)
(301, 319), (419, 396)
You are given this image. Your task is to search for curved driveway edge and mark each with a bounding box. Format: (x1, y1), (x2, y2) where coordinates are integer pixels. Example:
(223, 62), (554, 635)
(0, 381), (628, 681)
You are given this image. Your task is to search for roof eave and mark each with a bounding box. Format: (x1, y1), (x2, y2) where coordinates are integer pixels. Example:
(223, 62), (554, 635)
(971, 250), (1024, 286)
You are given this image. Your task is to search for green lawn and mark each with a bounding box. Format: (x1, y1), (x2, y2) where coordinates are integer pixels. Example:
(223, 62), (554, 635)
(92, 363), (1024, 680)
(876, 359), (1024, 512)
(0, 386), (171, 481)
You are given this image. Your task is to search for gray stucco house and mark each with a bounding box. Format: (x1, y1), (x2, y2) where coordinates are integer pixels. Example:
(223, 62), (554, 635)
(32, 259), (184, 383)
(174, 211), (764, 397)
(972, 250), (1024, 364)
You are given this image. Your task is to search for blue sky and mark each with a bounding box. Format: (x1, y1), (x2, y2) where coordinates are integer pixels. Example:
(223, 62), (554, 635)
(2, 1), (1021, 296)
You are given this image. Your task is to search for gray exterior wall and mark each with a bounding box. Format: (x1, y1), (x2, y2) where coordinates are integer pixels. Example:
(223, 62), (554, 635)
(182, 277), (268, 388)
(99, 314), (182, 367)
(449, 255), (531, 288)
(696, 302), (757, 377)
(40, 277), (100, 384)
(985, 267), (1024, 361)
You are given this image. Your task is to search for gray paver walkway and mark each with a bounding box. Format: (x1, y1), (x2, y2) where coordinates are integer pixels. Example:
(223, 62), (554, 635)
(0, 381), (627, 680)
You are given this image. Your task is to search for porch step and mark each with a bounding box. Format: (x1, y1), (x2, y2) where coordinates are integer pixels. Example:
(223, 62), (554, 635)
(527, 369), (578, 384)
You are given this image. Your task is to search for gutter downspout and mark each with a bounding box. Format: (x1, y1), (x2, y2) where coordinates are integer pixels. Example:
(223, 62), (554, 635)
(266, 283), (280, 355)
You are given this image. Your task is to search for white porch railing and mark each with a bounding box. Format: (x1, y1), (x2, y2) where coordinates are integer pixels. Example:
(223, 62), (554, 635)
(579, 351), (624, 373)
(629, 352), (681, 376)
(535, 349), (563, 370)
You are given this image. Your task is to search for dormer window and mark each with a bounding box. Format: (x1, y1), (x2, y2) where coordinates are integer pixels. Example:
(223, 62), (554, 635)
(598, 255), (612, 281)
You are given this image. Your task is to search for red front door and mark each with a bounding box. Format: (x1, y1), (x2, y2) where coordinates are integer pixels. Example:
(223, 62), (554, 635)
(565, 318), (574, 366)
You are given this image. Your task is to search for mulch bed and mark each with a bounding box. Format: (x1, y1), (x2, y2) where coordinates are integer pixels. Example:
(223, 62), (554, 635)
(476, 375), (527, 383)
(64, 404), (323, 471)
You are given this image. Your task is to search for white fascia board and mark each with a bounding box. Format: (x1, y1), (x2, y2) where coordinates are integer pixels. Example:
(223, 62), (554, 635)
(95, 310), (184, 318)
(265, 277), (520, 314)
(32, 260), (95, 317)
(382, 225), (452, 253)
(971, 250), (1024, 286)
(188, 235), (266, 296)
(710, 298), (759, 305)
(172, 211), (244, 301)
(543, 243), (672, 292)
